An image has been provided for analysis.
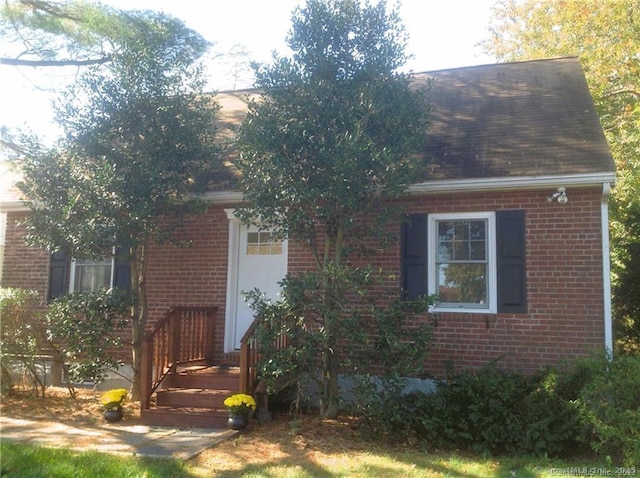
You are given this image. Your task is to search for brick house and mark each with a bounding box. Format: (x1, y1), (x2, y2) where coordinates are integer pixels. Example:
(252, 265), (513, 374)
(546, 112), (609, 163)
(0, 57), (616, 426)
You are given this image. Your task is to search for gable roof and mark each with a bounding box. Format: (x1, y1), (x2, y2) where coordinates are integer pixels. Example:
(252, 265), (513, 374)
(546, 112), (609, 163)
(211, 57), (614, 198)
(0, 58), (615, 210)
(416, 57), (615, 182)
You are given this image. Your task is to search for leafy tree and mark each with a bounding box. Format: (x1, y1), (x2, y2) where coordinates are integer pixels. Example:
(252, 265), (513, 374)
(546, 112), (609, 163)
(17, 9), (221, 399)
(237, 0), (431, 417)
(0, 0), (123, 67)
(482, 0), (640, 353)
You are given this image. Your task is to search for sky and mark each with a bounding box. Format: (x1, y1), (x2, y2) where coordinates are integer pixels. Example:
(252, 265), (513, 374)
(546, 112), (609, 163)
(0, 0), (497, 150)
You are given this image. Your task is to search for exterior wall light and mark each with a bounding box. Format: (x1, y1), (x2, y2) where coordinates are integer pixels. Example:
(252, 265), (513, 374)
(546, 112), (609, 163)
(547, 187), (568, 204)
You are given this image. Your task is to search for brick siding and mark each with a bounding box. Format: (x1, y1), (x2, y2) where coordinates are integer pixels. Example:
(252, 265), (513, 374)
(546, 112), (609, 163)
(2, 186), (607, 376)
(1, 212), (50, 299)
(393, 187), (605, 375)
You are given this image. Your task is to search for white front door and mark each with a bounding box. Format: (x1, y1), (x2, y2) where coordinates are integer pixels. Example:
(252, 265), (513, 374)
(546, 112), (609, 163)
(224, 210), (287, 351)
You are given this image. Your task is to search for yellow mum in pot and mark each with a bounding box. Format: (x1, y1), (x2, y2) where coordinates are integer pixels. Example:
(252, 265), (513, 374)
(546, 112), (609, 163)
(224, 393), (256, 417)
(100, 388), (128, 411)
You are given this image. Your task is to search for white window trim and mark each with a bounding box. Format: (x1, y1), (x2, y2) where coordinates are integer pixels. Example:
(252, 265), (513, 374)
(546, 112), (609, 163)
(428, 211), (497, 314)
(69, 253), (116, 293)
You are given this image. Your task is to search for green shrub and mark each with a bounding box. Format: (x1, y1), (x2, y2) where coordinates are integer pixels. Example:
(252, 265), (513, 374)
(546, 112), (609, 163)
(0, 288), (47, 396)
(571, 354), (640, 465)
(520, 371), (583, 457)
(417, 368), (582, 456)
(341, 353), (640, 463)
(370, 366), (583, 457)
(45, 288), (132, 385)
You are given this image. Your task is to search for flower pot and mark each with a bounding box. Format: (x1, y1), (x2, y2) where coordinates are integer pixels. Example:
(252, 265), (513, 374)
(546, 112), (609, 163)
(227, 414), (249, 430)
(103, 407), (123, 423)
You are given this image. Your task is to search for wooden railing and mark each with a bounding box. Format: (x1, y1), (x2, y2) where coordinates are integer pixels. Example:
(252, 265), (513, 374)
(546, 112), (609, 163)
(141, 306), (217, 409)
(239, 318), (289, 394)
(239, 321), (259, 394)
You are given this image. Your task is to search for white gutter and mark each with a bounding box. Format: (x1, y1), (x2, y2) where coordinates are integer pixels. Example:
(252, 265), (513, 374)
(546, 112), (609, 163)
(601, 182), (614, 356)
(406, 172), (617, 195)
(199, 171), (617, 204)
(0, 200), (30, 213)
(201, 190), (244, 204)
(1, 171), (617, 211)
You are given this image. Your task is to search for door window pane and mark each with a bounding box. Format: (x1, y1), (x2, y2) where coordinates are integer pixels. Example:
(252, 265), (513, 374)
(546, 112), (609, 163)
(246, 231), (283, 255)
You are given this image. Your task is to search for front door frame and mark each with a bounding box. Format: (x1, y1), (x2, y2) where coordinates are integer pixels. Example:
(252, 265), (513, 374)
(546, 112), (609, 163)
(223, 209), (288, 353)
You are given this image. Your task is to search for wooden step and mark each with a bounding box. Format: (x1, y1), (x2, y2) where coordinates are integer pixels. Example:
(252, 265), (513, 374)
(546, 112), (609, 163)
(156, 388), (232, 409)
(141, 406), (231, 429)
(166, 366), (240, 390)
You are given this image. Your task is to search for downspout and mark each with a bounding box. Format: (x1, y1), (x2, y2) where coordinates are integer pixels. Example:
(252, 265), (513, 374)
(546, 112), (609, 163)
(601, 182), (613, 356)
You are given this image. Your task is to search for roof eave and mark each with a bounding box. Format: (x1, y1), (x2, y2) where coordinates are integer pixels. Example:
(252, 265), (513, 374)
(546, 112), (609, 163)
(407, 172), (616, 195)
(0, 200), (30, 213)
(1, 172), (616, 212)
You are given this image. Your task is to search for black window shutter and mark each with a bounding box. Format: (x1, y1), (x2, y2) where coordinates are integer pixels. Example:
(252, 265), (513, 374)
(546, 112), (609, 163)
(401, 214), (428, 299)
(496, 210), (527, 313)
(48, 251), (68, 301)
(113, 248), (131, 291)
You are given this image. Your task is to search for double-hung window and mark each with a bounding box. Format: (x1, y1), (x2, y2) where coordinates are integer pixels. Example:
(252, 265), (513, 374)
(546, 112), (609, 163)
(428, 212), (497, 313)
(401, 210), (526, 314)
(48, 248), (130, 301)
(69, 257), (114, 293)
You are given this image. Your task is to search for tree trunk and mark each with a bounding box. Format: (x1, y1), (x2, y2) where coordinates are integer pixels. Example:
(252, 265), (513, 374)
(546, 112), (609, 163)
(320, 221), (343, 418)
(129, 243), (148, 401)
(322, 352), (339, 418)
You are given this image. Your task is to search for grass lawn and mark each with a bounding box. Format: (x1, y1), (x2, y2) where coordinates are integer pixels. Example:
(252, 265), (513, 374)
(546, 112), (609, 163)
(0, 388), (613, 477)
(1, 440), (611, 478)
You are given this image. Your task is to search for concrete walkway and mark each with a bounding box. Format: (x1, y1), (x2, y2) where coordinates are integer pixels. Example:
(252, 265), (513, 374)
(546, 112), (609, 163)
(0, 415), (237, 460)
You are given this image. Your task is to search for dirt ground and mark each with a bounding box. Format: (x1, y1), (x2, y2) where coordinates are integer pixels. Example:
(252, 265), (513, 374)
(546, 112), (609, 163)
(0, 387), (384, 473)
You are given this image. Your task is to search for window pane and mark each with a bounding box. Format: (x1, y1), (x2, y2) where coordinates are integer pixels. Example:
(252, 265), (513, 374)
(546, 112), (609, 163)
(470, 241), (486, 260)
(247, 232), (259, 245)
(75, 263), (111, 293)
(454, 221), (469, 240)
(438, 221), (454, 241)
(437, 221), (453, 260)
(453, 240), (469, 260)
(438, 241), (453, 261)
(437, 263), (487, 305)
(258, 244), (271, 255)
(246, 230), (283, 256)
(470, 221), (485, 240)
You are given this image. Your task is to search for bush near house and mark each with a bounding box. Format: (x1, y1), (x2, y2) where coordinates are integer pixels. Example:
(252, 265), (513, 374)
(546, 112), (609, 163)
(0, 287), (131, 398)
(44, 288), (131, 389)
(352, 354), (640, 465)
(569, 354), (640, 466)
(0, 288), (47, 396)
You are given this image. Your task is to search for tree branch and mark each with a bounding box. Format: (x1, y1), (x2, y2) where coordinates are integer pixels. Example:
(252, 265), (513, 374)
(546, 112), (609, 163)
(0, 55), (112, 67)
(0, 136), (29, 156)
(19, 0), (82, 22)
(603, 87), (640, 99)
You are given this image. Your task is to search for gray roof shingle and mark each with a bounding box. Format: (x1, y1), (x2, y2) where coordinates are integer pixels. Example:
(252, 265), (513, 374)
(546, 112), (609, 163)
(414, 57), (615, 181)
(1, 58), (615, 207)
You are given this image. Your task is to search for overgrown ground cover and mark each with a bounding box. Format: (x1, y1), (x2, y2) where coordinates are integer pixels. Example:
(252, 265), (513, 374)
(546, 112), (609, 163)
(0, 388), (615, 478)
